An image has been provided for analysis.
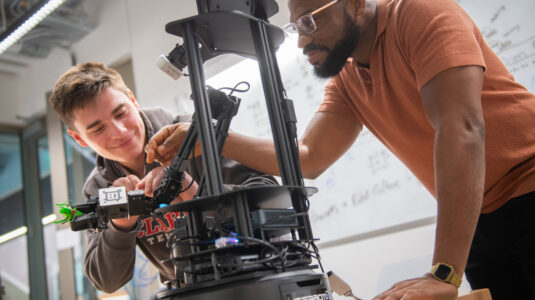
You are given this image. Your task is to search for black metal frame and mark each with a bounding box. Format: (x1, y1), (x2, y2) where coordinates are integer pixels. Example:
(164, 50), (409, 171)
(165, 0), (313, 241)
(156, 1), (330, 298)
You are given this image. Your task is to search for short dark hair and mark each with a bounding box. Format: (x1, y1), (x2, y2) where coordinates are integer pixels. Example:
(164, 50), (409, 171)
(49, 62), (130, 129)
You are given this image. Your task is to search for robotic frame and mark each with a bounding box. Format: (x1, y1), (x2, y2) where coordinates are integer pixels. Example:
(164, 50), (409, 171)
(68, 1), (336, 299)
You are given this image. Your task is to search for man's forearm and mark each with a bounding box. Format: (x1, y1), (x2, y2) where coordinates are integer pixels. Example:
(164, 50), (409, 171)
(433, 125), (485, 275)
(223, 132), (282, 176)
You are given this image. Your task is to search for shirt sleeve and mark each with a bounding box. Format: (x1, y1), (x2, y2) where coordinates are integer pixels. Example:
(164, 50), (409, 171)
(317, 75), (356, 120)
(395, 0), (486, 90)
(82, 167), (138, 293)
(83, 222), (139, 293)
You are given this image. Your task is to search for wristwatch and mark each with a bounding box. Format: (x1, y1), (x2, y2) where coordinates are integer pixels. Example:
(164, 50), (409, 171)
(430, 262), (462, 288)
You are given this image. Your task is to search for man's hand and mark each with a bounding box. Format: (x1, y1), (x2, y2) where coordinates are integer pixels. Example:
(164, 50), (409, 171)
(136, 166), (165, 197)
(136, 168), (199, 203)
(145, 123), (197, 165)
(373, 275), (457, 300)
(170, 171), (198, 204)
(110, 175), (140, 231)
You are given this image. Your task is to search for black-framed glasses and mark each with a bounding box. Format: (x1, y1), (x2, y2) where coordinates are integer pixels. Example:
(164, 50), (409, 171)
(283, 0), (340, 35)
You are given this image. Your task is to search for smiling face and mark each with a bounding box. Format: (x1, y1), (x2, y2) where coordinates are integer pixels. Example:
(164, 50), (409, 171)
(288, 0), (362, 78)
(68, 87), (146, 171)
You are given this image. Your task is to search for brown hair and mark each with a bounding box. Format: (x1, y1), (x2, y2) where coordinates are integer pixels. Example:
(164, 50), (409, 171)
(49, 62), (130, 129)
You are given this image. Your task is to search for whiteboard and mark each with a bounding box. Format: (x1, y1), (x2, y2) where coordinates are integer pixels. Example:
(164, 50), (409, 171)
(206, 0), (535, 244)
(456, 0), (535, 91)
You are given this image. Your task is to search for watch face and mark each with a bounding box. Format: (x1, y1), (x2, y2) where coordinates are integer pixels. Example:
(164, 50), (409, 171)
(435, 264), (451, 280)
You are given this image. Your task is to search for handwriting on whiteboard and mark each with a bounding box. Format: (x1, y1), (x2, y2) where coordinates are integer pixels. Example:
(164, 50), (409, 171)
(461, 0), (535, 91)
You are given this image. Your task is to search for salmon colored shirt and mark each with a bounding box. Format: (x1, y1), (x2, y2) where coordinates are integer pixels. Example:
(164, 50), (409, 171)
(319, 0), (535, 213)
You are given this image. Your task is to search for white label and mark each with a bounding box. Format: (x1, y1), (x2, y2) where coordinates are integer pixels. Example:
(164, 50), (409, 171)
(98, 186), (127, 206)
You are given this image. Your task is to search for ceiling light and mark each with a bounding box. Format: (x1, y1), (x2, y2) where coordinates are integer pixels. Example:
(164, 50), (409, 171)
(0, 214), (58, 244)
(0, 0), (67, 55)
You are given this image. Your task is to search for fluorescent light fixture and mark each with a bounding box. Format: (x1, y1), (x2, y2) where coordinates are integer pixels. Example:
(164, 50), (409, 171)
(0, 214), (57, 244)
(0, 0), (67, 55)
(42, 213), (57, 225)
(0, 226), (28, 244)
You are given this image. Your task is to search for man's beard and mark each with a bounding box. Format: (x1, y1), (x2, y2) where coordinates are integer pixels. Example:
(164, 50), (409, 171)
(308, 18), (360, 78)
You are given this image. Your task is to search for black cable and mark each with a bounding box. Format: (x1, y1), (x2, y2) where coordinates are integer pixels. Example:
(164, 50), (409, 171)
(265, 242), (318, 270)
(263, 245), (289, 270)
(166, 231), (176, 249)
(234, 235), (280, 254)
(168, 235), (205, 265)
(304, 197), (311, 212)
(188, 82), (247, 197)
(217, 247), (284, 268)
(310, 241), (325, 273)
(178, 170), (195, 193)
(168, 231), (318, 275)
(189, 136), (202, 195)
(207, 235), (283, 268)
(168, 236), (279, 269)
(218, 81), (250, 97)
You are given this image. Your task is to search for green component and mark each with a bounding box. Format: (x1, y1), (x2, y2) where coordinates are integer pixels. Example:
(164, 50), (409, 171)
(54, 203), (83, 224)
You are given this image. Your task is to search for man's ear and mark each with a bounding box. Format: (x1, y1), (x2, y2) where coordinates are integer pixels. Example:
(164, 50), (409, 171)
(129, 90), (140, 109)
(67, 128), (89, 147)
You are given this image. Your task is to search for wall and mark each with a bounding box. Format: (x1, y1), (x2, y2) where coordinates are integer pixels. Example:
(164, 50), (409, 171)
(16, 48), (72, 123)
(0, 72), (20, 125)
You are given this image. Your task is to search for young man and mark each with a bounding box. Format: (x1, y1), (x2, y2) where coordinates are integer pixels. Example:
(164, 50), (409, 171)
(145, 0), (535, 299)
(49, 62), (277, 293)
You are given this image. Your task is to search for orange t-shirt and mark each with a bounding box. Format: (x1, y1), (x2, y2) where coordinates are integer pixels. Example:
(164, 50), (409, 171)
(319, 0), (535, 213)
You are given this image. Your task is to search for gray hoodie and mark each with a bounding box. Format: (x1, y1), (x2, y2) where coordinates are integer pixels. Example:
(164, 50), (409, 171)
(82, 107), (278, 293)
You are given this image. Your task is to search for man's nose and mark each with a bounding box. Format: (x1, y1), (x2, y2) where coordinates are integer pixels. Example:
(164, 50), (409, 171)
(110, 120), (128, 136)
(297, 34), (312, 49)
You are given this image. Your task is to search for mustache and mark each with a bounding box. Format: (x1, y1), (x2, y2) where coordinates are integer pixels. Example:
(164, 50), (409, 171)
(303, 43), (329, 55)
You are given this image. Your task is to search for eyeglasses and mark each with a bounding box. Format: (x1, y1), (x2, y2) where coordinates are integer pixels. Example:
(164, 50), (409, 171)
(283, 0), (340, 35)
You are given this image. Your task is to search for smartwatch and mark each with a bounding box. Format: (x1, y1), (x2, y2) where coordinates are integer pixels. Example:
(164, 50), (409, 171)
(430, 262), (462, 288)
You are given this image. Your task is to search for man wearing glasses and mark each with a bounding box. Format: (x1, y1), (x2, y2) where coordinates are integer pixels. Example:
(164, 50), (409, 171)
(146, 0), (535, 299)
